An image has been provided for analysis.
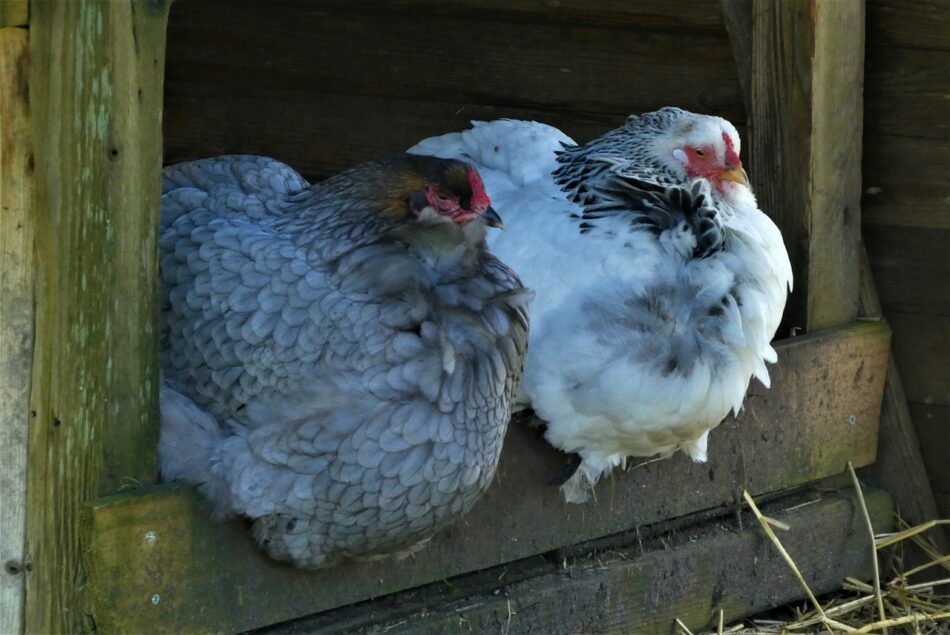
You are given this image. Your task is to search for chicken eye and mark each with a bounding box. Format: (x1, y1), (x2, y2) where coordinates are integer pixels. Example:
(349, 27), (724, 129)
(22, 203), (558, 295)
(695, 149), (705, 157)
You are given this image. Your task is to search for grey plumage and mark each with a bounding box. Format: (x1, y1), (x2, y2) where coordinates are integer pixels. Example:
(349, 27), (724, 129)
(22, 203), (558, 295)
(159, 154), (529, 568)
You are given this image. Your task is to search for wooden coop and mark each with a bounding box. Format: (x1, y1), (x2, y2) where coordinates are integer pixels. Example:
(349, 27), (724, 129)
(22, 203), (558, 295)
(1, 0), (946, 633)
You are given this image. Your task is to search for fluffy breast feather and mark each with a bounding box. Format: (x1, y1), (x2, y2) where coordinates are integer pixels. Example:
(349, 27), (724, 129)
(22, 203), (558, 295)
(410, 119), (791, 467)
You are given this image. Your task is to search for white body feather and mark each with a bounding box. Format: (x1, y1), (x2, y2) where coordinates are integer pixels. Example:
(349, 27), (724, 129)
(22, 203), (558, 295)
(410, 116), (792, 502)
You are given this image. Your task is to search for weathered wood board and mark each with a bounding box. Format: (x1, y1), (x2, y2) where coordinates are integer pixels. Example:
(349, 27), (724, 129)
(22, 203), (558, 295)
(865, 46), (950, 141)
(863, 138), (950, 230)
(885, 312), (950, 407)
(867, 0), (950, 50)
(82, 322), (890, 634)
(864, 225), (949, 320)
(283, 0), (730, 29)
(256, 488), (894, 635)
(0, 25), (32, 635)
(25, 1), (169, 632)
(863, 0), (950, 522)
(860, 246), (946, 553)
(739, 0), (865, 332)
(162, 0), (744, 180)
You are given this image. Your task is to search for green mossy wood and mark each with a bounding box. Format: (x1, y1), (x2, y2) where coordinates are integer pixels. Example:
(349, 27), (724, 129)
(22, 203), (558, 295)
(25, 1), (169, 632)
(82, 322), (889, 634)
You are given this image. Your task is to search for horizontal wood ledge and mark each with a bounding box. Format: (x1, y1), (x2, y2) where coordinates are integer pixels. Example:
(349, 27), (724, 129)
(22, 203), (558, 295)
(259, 487), (894, 635)
(82, 320), (891, 634)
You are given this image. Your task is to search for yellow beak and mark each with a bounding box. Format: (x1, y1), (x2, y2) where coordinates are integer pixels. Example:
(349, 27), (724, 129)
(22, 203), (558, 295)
(720, 165), (750, 188)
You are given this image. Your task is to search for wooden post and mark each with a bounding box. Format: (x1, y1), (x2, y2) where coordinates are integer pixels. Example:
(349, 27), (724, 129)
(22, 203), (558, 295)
(724, 0), (865, 332)
(24, 1), (169, 632)
(0, 25), (32, 635)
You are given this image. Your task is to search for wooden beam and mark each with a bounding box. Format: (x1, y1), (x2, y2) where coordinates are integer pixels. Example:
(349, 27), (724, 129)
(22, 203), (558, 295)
(253, 489), (895, 635)
(163, 0), (745, 180)
(725, 0), (865, 332)
(81, 322), (890, 634)
(0, 0), (28, 27)
(0, 26), (32, 635)
(859, 245), (947, 553)
(25, 1), (170, 632)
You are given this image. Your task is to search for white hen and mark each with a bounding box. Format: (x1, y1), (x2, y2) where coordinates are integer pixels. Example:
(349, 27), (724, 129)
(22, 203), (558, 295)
(409, 108), (792, 503)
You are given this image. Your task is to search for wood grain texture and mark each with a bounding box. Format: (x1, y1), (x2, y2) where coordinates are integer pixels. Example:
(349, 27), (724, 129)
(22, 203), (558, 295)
(886, 312), (950, 407)
(256, 489), (894, 635)
(867, 0), (950, 50)
(25, 1), (169, 632)
(0, 26), (32, 635)
(863, 225), (950, 315)
(292, 0), (729, 29)
(720, 0), (753, 118)
(163, 0), (745, 179)
(910, 403), (950, 494)
(164, 90), (636, 182)
(865, 45), (950, 141)
(0, 0), (27, 27)
(860, 246), (946, 554)
(166, 1), (740, 114)
(862, 0), (950, 533)
(81, 322), (889, 634)
(746, 0), (865, 332)
(862, 135), (950, 230)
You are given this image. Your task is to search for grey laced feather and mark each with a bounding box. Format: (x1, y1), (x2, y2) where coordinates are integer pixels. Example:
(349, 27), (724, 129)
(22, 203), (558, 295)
(159, 154), (529, 569)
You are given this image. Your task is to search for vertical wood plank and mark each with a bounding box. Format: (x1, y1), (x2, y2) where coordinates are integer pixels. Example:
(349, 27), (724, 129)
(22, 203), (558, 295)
(0, 26), (32, 635)
(744, 0), (864, 332)
(25, 1), (169, 632)
(859, 245), (947, 553)
(807, 2), (864, 329)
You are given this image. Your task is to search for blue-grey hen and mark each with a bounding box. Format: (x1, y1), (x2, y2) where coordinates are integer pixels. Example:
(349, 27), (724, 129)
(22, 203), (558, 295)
(158, 154), (529, 569)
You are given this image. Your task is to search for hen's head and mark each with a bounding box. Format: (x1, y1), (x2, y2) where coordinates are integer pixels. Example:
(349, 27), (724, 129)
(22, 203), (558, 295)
(627, 108), (752, 206)
(381, 154), (501, 228)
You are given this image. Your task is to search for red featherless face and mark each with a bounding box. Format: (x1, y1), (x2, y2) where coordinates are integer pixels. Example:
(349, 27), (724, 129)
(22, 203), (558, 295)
(682, 130), (749, 194)
(404, 157), (502, 228)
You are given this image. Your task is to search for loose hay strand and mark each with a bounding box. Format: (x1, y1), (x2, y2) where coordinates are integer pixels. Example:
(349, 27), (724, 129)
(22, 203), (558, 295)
(742, 490), (838, 634)
(876, 520), (950, 550)
(849, 461), (887, 632)
(853, 610), (950, 633)
(682, 489), (949, 633)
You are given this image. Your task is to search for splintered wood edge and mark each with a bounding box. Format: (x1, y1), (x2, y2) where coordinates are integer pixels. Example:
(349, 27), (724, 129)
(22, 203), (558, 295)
(81, 320), (891, 634)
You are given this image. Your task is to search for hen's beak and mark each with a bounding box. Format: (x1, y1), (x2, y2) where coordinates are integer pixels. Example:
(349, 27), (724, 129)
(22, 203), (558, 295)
(482, 206), (504, 229)
(720, 165), (750, 188)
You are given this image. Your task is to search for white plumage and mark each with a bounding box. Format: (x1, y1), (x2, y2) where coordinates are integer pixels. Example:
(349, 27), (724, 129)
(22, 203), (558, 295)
(410, 108), (792, 503)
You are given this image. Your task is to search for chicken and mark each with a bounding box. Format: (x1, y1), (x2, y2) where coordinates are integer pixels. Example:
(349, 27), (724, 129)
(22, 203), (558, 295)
(409, 108), (792, 503)
(158, 154), (529, 568)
